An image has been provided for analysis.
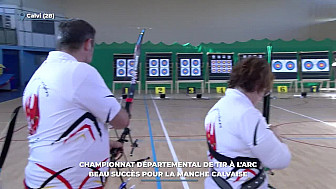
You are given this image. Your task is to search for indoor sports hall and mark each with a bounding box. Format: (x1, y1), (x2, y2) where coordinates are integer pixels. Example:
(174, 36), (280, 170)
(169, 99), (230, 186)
(1, 1), (336, 189)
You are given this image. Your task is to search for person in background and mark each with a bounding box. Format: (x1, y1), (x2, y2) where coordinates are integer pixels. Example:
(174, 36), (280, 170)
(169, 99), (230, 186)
(204, 57), (291, 189)
(23, 19), (130, 189)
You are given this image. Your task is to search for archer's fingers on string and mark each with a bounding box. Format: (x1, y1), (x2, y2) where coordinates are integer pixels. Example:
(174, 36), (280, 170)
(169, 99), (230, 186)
(110, 140), (123, 149)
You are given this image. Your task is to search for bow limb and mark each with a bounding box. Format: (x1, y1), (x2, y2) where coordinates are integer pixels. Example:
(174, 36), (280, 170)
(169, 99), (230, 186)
(108, 29), (147, 189)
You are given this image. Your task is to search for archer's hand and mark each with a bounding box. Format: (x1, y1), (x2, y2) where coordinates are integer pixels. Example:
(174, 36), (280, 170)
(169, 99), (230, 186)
(110, 140), (123, 160)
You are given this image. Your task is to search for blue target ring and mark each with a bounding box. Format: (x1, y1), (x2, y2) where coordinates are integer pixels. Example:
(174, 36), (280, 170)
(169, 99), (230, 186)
(193, 68), (199, 74)
(192, 59), (200, 67)
(118, 69), (125, 75)
(317, 60), (327, 70)
(273, 61), (283, 70)
(161, 60), (168, 66)
(182, 68), (189, 75)
(304, 61), (313, 70)
(118, 60), (125, 67)
(151, 69), (157, 75)
(150, 60), (158, 67)
(128, 60), (135, 67)
(161, 68), (168, 76)
(286, 61), (295, 70)
(182, 60), (189, 66)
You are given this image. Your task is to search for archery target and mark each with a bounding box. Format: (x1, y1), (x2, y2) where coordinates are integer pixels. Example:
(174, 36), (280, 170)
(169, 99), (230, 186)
(181, 59), (190, 68)
(160, 59), (169, 67)
(210, 60), (232, 74)
(181, 68), (190, 76)
(317, 60), (327, 70)
(160, 68), (169, 76)
(149, 59), (159, 67)
(191, 59), (201, 67)
(304, 61), (313, 70)
(286, 61), (295, 70)
(149, 68), (159, 76)
(272, 60), (297, 72)
(302, 59), (329, 72)
(273, 61), (283, 71)
(116, 68), (126, 77)
(128, 59), (136, 68)
(127, 68), (135, 77)
(191, 67), (201, 76)
(117, 59), (126, 68)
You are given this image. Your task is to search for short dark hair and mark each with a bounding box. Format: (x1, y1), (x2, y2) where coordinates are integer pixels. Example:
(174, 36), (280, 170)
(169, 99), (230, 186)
(57, 19), (95, 50)
(228, 57), (274, 93)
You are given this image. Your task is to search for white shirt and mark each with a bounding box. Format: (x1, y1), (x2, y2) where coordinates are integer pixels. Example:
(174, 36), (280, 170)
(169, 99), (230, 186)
(23, 51), (121, 189)
(204, 89), (291, 189)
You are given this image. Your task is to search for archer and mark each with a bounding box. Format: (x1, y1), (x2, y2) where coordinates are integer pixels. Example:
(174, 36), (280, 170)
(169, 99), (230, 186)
(22, 19), (130, 189)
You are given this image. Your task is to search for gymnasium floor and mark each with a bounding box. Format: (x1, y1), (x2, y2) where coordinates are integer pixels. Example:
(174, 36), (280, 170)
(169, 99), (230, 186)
(0, 91), (336, 189)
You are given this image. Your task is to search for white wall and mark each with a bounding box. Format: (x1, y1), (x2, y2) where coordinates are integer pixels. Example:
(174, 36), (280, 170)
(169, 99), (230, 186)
(61, 0), (336, 45)
(2, 0), (336, 45)
(0, 0), (66, 15)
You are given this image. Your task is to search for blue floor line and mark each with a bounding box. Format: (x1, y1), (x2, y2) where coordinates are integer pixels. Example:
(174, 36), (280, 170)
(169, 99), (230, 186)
(143, 96), (162, 189)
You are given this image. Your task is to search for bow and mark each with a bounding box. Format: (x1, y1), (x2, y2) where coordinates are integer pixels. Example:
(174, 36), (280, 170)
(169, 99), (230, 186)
(0, 106), (22, 175)
(109, 29), (150, 189)
(263, 43), (272, 123)
(263, 43), (277, 189)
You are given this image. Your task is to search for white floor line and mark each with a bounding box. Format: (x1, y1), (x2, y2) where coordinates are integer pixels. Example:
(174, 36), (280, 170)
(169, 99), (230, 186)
(151, 98), (190, 189)
(271, 104), (336, 128)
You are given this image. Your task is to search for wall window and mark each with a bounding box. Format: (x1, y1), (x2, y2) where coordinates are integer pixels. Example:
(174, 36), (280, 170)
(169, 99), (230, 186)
(31, 20), (55, 35)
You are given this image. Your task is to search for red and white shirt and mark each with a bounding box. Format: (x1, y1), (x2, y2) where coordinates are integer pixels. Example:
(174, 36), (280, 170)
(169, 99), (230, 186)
(204, 89), (291, 189)
(23, 51), (121, 189)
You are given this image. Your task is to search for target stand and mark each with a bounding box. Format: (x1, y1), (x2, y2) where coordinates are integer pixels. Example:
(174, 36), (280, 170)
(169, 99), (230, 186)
(112, 81), (141, 95)
(145, 80), (173, 94)
(271, 52), (299, 93)
(176, 53), (204, 94)
(113, 54), (141, 95)
(145, 52), (173, 94)
(299, 51), (331, 92)
(206, 53), (233, 93)
(176, 80), (204, 94)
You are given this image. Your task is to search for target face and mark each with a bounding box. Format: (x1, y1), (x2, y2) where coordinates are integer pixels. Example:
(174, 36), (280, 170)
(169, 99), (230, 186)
(127, 69), (135, 77)
(116, 68), (126, 77)
(304, 61), (314, 70)
(181, 68), (190, 76)
(128, 59), (136, 68)
(181, 59), (190, 67)
(286, 61), (295, 70)
(149, 59), (159, 67)
(160, 68), (169, 76)
(117, 59), (126, 68)
(273, 61), (283, 70)
(160, 59), (169, 67)
(149, 68), (159, 76)
(272, 60), (297, 72)
(191, 68), (201, 76)
(302, 59), (329, 72)
(191, 59), (201, 67)
(317, 60), (327, 70)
